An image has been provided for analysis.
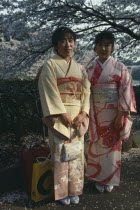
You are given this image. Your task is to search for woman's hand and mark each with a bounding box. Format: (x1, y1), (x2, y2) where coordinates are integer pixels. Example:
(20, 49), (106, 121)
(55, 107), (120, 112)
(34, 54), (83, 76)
(113, 111), (124, 130)
(60, 113), (73, 128)
(73, 111), (87, 128)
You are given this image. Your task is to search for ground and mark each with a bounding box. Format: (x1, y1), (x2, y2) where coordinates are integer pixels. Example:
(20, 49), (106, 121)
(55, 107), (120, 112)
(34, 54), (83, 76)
(0, 148), (140, 210)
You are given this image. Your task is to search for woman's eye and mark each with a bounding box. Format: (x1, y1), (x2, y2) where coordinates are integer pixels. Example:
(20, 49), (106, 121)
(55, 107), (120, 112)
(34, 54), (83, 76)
(61, 40), (65, 44)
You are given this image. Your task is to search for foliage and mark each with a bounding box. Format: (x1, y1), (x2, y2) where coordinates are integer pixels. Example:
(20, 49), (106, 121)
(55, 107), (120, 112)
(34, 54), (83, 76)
(134, 86), (140, 114)
(132, 67), (140, 80)
(0, 0), (140, 74)
(0, 79), (44, 141)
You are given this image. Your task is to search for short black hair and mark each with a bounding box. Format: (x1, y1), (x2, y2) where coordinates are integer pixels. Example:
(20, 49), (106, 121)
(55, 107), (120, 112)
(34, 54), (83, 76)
(95, 31), (115, 46)
(52, 27), (76, 47)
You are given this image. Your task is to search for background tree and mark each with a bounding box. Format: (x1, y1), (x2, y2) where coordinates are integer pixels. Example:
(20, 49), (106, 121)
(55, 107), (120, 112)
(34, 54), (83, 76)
(0, 0), (140, 75)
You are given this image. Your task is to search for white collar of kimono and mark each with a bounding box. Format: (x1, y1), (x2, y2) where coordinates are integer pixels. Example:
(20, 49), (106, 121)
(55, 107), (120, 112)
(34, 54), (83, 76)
(56, 54), (72, 64)
(65, 59), (71, 64)
(97, 56), (111, 69)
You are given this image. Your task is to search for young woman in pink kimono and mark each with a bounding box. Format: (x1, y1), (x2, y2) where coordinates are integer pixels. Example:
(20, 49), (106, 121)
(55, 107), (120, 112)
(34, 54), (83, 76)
(38, 27), (90, 205)
(86, 31), (137, 193)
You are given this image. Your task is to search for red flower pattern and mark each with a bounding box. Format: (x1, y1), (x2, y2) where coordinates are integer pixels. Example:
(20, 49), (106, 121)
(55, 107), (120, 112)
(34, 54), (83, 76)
(98, 124), (120, 148)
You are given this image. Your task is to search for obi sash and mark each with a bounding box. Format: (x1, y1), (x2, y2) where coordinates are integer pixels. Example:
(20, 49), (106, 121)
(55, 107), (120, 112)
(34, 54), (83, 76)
(57, 77), (82, 103)
(92, 82), (118, 104)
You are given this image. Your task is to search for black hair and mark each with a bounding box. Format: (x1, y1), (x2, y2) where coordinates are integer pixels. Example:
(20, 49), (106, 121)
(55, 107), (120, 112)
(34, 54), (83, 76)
(95, 31), (115, 46)
(52, 27), (76, 47)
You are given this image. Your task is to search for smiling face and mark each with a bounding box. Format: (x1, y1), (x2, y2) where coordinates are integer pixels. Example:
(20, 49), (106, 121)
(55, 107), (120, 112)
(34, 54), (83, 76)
(56, 33), (75, 61)
(95, 39), (113, 63)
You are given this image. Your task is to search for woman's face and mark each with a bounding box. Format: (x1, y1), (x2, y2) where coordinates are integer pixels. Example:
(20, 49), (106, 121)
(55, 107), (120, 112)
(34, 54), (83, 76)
(95, 39), (113, 63)
(56, 33), (75, 61)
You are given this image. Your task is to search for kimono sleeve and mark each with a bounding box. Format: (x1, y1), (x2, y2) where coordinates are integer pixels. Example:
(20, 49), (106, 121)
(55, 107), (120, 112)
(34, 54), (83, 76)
(118, 66), (137, 113)
(81, 67), (91, 115)
(38, 60), (66, 117)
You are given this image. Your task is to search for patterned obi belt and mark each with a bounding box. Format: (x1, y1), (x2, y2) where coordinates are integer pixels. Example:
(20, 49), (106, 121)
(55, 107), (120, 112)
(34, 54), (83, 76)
(57, 77), (82, 103)
(92, 83), (118, 104)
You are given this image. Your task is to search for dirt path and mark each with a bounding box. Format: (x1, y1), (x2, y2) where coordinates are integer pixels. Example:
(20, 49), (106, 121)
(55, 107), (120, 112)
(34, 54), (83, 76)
(0, 148), (140, 210)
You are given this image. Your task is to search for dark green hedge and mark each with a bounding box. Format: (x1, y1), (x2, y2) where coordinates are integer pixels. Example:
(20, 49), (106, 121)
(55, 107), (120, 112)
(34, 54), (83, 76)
(0, 79), (43, 141)
(0, 79), (140, 141)
(134, 85), (140, 114)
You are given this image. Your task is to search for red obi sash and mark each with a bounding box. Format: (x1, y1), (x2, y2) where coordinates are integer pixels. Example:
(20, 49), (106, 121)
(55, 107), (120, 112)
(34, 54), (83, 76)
(57, 77), (82, 85)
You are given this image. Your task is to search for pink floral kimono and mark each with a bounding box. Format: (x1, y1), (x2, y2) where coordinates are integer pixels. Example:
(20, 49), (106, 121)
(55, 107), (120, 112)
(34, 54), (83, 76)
(86, 56), (136, 186)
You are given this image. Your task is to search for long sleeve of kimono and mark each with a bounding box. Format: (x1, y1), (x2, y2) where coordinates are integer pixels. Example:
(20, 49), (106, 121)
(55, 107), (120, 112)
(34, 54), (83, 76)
(81, 67), (91, 114)
(118, 67), (137, 113)
(38, 60), (66, 117)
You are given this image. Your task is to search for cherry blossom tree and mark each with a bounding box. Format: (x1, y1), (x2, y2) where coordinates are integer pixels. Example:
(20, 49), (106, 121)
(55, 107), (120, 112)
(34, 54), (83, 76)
(0, 0), (139, 75)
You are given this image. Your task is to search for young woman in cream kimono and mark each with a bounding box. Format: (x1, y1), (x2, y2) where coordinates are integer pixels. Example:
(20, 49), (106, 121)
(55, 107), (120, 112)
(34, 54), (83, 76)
(38, 27), (90, 205)
(86, 31), (136, 193)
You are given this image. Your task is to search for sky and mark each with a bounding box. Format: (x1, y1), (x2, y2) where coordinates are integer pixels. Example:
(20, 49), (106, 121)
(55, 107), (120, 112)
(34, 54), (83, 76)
(86, 0), (102, 5)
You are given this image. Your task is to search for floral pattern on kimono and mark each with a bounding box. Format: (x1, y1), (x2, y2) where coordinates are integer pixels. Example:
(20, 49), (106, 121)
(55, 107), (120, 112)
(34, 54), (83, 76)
(53, 135), (84, 199)
(86, 56), (136, 186)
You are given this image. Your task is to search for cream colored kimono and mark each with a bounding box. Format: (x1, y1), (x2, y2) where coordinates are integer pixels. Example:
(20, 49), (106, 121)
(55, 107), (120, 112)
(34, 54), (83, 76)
(38, 54), (90, 200)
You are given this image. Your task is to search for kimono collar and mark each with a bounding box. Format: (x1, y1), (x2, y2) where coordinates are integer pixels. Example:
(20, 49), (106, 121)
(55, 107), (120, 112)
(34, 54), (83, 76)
(54, 54), (72, 65)
(97, 56), (111, 69)
(51, 54), (75, 76)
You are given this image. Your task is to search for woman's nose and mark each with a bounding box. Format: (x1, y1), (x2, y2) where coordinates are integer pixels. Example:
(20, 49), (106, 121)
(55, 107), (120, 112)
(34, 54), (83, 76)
(66, 41), (70, 47)
(101, 45), (105, 50)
